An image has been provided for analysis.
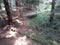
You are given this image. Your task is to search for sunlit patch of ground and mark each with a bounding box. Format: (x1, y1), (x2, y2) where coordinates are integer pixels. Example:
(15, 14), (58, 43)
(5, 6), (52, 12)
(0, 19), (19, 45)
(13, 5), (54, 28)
(15, 19), (23, 25)
(14, 36), (31, 45)
(0, 26), (17, 38)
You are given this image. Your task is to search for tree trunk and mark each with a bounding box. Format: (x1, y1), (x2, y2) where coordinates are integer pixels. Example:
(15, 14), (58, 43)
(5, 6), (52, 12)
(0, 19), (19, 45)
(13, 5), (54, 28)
(0, 3), (1, 9)
(49, 0), (56, 23)
(3, 0), (12, 25)
(15, 0), (22, 18)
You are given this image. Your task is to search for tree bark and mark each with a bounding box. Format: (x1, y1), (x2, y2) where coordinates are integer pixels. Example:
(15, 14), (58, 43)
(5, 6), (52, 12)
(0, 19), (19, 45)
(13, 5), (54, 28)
(3, 0), (12, 25)
(16, 0), (22, 18)
(49, 0), (56, 22)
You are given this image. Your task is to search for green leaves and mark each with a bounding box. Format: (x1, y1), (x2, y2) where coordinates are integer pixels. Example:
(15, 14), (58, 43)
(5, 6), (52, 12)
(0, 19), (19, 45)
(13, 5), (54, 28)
(30, 11), (50, 26)
(25, 0), (41, 5)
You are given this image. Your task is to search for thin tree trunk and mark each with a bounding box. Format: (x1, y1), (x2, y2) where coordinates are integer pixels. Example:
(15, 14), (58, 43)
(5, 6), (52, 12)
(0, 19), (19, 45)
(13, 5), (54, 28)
(0, 3), (5, 20)
(0, 3), (1, 9)
(3, 0), (12, 25)
(16, 0), (22, 18)
(49, 0), (56, 23)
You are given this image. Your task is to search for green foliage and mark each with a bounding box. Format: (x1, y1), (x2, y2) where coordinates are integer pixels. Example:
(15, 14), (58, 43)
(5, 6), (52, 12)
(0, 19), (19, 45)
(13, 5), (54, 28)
(56, 5), (60, 8)
(29, 12), (60, 45)
(30, 11), (50, 26)
(25, 0), (42, 5)
(55, 13), (60, 17)
(31, 36), (53, 45)
(55, 5), (60, 12)
(28, 35), (60, 45)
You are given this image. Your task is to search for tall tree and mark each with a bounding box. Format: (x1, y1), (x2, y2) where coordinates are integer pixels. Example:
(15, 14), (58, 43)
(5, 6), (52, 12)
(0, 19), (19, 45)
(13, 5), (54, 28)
(15, 0), (22, 18)
(49, 0), (56, 22)
(3, 0), (12, 25)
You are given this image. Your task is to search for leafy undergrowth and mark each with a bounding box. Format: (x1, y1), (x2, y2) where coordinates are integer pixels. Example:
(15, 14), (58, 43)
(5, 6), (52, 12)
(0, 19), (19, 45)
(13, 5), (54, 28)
(29, 11), (50, 25)
(28, 12), (60, 45)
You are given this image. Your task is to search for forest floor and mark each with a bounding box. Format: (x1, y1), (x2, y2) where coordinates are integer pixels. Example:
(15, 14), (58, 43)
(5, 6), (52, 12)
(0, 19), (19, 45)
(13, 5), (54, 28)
(0, 17), (42, 45)
(0, 11), (60, 45)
